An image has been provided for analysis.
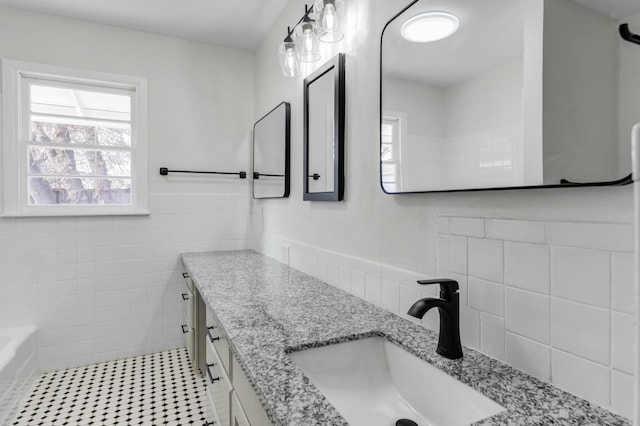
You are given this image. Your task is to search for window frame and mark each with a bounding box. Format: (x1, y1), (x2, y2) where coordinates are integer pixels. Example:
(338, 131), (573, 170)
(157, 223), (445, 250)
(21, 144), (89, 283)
(2, 59), (149, 216)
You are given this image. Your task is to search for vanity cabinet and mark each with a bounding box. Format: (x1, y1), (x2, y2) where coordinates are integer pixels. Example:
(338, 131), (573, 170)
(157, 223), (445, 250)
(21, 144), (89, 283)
(179, 260), (205, 371)
(179, 264), (195, 363)
(231, 355), (272, 426)
(203, 306), (272, 426)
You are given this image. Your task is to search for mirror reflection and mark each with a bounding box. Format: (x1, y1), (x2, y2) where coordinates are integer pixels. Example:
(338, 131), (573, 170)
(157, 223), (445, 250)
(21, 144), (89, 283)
(304, 53), (345, 201)
(307, 68), (336, 194)
(253, 102), (290, 199)
(381, 0), (640, 193)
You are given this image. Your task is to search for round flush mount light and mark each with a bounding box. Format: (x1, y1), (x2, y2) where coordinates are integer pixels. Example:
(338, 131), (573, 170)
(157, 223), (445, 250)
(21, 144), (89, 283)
(401, 11), (459, 43)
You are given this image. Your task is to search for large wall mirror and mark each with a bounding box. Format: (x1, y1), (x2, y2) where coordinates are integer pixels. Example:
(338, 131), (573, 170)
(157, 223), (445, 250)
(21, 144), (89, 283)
(380, 0), (640, 193)
(304, 53), (345, 201)
(253, 102), (290, 199)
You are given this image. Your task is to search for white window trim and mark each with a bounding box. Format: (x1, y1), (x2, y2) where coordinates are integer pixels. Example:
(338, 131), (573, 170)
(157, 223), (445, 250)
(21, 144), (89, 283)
(1, 59), (149, 216)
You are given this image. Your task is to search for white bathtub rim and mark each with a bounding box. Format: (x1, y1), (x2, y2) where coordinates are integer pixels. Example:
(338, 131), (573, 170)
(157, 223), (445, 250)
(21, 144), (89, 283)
(0, 325), (38, 373)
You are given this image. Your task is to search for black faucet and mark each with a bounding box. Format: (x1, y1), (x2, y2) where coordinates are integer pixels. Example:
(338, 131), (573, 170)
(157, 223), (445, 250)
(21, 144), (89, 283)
(407, 278), (463, 360)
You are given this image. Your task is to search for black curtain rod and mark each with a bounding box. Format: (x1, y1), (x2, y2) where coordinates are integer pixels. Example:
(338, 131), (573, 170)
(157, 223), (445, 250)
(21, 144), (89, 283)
(159, 167), (247, 179)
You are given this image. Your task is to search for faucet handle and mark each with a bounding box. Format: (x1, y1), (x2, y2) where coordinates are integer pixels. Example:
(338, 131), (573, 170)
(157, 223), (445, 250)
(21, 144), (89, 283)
(417, 279), (459, 299)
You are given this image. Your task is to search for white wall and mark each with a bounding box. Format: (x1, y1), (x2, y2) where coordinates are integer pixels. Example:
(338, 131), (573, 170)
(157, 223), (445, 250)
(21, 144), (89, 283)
(253, 0), (635, 418)
(442, 58), (524, 188)
(383, 77), (444, 190)
(253, 0), (633, 276)
(0, 6), (255, 371)
(384, 58), (525, 191)
(0, 6), (254, 195)
(542, 0), (619, 184)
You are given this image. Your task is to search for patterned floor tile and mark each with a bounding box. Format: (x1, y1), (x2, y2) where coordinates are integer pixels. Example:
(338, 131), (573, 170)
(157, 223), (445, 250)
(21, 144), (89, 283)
(11, 348), (215, 426)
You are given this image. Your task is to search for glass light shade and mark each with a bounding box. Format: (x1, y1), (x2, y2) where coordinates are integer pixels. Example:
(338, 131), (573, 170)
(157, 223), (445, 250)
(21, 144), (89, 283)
(401, 11), (459, 43)
(294, 21), (321, 62)
(278, 41), (300, 77)
(315, 0), (344, 43)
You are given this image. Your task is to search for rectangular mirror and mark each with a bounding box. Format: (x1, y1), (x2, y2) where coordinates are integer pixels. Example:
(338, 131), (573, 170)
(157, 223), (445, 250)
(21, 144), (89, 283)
(380, 0), (640, 193)
(304, 53), (345, 201)
(253, 102), (290, 199)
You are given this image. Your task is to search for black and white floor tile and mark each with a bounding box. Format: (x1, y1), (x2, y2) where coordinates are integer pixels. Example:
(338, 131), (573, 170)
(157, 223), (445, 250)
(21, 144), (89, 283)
(12, 348), (215, 426)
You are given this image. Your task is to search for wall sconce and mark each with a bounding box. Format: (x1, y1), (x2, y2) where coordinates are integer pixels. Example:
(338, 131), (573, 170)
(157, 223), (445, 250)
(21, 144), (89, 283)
(278, 27), (300, 77)
(278, 1), (345, 77)
(315, 0), (344, 43)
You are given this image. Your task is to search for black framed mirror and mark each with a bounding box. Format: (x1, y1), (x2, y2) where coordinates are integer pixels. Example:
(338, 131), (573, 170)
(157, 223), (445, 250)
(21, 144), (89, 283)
(304, 53), (346, 201)
(253, 102), (290, 199)
(380, 0), (640, 194)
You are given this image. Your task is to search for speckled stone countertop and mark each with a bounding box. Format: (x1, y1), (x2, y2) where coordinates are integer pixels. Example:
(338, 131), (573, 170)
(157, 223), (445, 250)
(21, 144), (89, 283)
(181, 250), (629, 426)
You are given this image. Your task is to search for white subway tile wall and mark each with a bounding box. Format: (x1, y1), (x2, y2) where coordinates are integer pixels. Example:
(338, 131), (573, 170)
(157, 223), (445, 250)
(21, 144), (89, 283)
(256, 215), (635, 420)
(0, 193), (253, 373)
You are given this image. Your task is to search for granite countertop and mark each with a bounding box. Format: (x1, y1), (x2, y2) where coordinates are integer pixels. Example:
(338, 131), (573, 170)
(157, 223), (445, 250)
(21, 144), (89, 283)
(181, 250), (629, 426)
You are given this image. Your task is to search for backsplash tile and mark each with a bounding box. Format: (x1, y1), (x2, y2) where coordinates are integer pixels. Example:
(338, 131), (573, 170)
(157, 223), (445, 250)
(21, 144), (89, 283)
(611, 311), (635, 375)
(480, 313), (505, 362)
(546, 222), (633, 252)
(485, 219), (546, 244)
(364, 274), (382, 306)
(551, 298), (610, 365)
(505, 287), (550, 344)
(505, 332), (551, 381)
(551, 349), (611, 408)
(468, 238), (503, 282)
(504, 242), (550, 294)
(447, 216), (485, 238)
(448, 235), (468, 274)
(459, 306), (480, 350)
(612, 252), (635, 314)
(551, 246), (610, 307)
(256, 214), (634, 419)
(611, 371), (634, 419)
(380, 279), (400, 315)
(468, 277), (504, 317)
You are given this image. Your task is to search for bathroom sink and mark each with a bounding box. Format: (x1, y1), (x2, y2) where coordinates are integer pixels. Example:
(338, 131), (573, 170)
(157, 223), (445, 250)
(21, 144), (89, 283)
(288, 337), (505, 426)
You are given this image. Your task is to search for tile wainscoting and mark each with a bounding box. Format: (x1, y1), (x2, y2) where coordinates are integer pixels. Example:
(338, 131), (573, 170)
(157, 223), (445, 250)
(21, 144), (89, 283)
(255, 215), (634, 420)
(0, 193), (254, 373)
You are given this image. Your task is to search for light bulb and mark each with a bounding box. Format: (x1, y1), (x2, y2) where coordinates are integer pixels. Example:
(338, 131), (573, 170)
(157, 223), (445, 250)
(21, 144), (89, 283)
(303, 27), (314, 53)
(296, 21), (320, 62)
(322, 3), (337, 32)
(318, 0), (343, 43)
(279, 38), (300, 77)
(283, 46), (299, 77)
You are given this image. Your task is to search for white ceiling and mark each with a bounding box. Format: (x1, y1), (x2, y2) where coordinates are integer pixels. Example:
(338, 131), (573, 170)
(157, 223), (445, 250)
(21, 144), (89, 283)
(383, 0), (524, 87)
(382, 0), (640, 87)
(0, 0), (289, 51)
(575, 0), (640, 19)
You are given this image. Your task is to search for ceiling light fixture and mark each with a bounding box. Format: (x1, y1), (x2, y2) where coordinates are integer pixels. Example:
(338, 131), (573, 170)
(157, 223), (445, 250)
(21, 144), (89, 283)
(278, 2), (345, 77)
(401, 11), (459, 43)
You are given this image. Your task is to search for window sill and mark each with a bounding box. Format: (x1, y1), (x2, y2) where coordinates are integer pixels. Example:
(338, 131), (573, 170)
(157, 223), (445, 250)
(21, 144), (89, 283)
(0, 210), (151, 218)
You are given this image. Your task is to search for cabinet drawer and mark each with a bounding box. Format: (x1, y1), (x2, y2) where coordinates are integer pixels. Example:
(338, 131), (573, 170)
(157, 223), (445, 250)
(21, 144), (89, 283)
(181, 268), (194, 292)
(231, 391), (250, 426)
(231, 356), (272, 426)
(206, 340), (232, 426)
(206, 308), (231, 375)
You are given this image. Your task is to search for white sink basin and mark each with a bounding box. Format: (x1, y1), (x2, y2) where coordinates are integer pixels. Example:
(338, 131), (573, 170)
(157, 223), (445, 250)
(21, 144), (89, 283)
(288, 337), (505, 426)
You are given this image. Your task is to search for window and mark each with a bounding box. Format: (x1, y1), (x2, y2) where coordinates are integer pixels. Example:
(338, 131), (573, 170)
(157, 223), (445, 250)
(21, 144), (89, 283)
(2, 60), (148, 216)
(381, 116), (402, 192)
